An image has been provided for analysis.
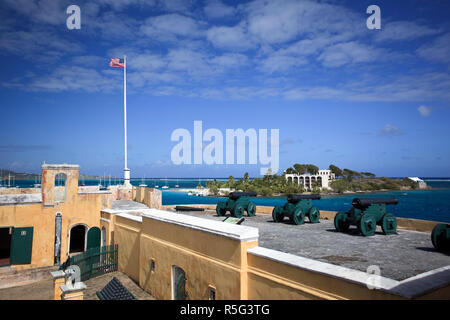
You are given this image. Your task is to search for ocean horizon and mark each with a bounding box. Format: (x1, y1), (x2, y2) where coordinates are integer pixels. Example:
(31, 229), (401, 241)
(3, 178), (449, 223)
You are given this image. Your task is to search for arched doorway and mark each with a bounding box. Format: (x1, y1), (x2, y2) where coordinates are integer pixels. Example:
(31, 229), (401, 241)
(87, 227), (101, 250)
(69, 224), (87, 254)
(172, 266), (187, 300)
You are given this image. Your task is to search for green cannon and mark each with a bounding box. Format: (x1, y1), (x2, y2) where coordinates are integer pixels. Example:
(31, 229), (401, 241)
(431, 224), (450, 253)
(272, 194), (321, 225)
(216, 192), (257, 218)
(334, 198), (398, 236)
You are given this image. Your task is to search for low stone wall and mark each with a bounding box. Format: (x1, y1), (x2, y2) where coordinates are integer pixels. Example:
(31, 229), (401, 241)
(133, 187), (162, 209)
(0, 265), (58, 290)
(0, 187), (40, 195)
(103, 207), (450, 300)
(162, 204), (445, 233)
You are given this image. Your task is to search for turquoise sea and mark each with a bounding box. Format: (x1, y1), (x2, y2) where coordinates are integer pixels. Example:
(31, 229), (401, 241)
(161, 179), (450, 223)
(4, 178), (450, 223)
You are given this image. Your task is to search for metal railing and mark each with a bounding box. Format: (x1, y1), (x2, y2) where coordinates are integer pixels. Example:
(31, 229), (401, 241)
(59, 244), (118, 281)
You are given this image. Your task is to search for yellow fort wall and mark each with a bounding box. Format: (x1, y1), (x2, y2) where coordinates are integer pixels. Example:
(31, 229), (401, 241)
(0, 164), (110, 271)
(246, 247), (402, 300)
(106, 208), (450, 300)
(115, 214), (141, 282)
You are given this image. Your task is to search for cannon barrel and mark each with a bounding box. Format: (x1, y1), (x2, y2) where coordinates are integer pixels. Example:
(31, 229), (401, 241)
(352, 198), (398, 209)
(228, 191), (257, 200)
(287, 194), (321, 202)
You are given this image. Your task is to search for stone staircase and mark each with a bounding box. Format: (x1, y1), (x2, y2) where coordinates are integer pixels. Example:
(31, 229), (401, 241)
(0, 265), (58, 290)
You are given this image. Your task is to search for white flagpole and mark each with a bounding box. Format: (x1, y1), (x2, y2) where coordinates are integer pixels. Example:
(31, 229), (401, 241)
(123, 55), (130, 186)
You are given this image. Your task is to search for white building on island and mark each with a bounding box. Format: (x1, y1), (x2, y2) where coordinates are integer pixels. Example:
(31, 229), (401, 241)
(407, 177), (428, 189)
(285, 169), (335, 190)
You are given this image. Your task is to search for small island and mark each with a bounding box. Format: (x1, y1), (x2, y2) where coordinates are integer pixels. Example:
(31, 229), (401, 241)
(205, 163), (427, 197)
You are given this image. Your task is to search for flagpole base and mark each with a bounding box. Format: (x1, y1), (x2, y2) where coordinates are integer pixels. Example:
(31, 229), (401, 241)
(123, 168), (131, 186)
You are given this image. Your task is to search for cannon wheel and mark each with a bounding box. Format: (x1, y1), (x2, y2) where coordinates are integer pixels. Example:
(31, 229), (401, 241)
(381, 213), (397, 235)
(216, 202), (227, 216)
(431, 224), (450, 253)
(290, 207), (305, 225)
(272, 205), (284, 222)
(246, 202), (256, 217)
(334, 212), (350, 232)
(232, 204), (245, 218)
(358, 214), (377, 236)
(308, 206), (320, 224)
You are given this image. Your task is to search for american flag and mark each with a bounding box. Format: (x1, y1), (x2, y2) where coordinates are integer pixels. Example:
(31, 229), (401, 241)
(110, 58), (125, 68)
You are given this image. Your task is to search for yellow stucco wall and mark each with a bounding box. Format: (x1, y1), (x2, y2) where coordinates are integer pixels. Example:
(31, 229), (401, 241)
(246, 252), (402, 300)
(0, 165), (109, 270)
(138, 215), (258, 300)
(114, 215), (141, 282)
(133, 187), (162, 209)
(109, 208), (449, 300)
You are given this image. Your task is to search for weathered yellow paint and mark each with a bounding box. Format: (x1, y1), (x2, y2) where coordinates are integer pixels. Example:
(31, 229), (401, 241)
(53, 276), (65, 300)
(246, 252), (402, 300)
(133, 187), (162, 209)
(141, 222), (252, 299)
(61, 290), (84, 300)
(0, 164), (110, 270)
(115, 216), (141, 282)
(100, 211), (116, 246)
(109, 208), (449, 300)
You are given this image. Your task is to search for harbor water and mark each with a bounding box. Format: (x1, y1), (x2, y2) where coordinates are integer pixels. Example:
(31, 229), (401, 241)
(3, 178), (450, 223)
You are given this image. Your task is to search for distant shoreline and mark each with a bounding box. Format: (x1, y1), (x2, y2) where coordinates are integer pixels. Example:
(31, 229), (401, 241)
(166, 186), (433, 199)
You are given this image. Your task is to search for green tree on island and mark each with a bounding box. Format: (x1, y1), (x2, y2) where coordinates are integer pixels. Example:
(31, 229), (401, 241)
(305, 164), (319, 175)
(329, 164), (343, 177)
(361, 172), (376, 178)
(227, 175), (235, 188)
(343, 169), (361, 182)
(204, 163), (419, 197)
(293, 164), (306, 175)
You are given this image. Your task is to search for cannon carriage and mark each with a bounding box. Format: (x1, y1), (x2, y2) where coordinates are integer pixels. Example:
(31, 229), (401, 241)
(431, 223), (450, 253)
(334, 198), (398, 236)
(216, 192), (257, 218)
(272, 194), (321, 225)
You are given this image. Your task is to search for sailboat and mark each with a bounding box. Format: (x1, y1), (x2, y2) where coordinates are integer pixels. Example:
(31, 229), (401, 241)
(34, 174), (41, 188)
(175, 179), (179, 188)
(162, 177), (169, 189)
(139, 175), (147, 187)
(98, 176), (107, 190)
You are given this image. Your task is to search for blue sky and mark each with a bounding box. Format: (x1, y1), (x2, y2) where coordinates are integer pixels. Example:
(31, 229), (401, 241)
(0, 0), (449, 178)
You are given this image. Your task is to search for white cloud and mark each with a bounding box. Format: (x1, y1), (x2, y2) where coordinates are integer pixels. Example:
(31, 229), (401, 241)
(204, 0), (236, 19)
(417, 33), (450, 64)
(418, 105), (433, 117)
(96, 0), (156, 10)
(71, 55), (108, 67)
(244, 0), (361, 45)
(258, 54), (308, 73)
(209, 53), (249, 69)
(2, 0), (68, 25)
(21, 66), (121, 92)
(206, 22), (255, 51)
(317, 42), (382, 68)
(375, 21), (441, 42)
(378, 124), (404, 137)
(0, 29), (84, 61)
(140, 14), (205, 41)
